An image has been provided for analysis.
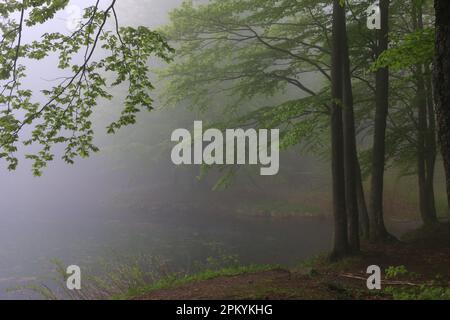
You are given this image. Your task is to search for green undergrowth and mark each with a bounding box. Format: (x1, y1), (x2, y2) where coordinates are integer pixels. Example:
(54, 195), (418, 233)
(118, 264), (278, 300)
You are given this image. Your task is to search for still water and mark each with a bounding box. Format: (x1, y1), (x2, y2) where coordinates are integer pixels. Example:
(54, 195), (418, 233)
(0, 204), (333, 299)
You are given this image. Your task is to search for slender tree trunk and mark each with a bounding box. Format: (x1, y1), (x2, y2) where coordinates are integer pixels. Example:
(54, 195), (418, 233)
(424, 66), (438, 220)
(369, 0), (392, 241)
(433, 0), (450, 213)
(414, 2), (438, 225)
(416, 64), (433, 223)
(340, 3), (359, 252)
(329, 0), (348, 260)
(356, 161), (370, 238)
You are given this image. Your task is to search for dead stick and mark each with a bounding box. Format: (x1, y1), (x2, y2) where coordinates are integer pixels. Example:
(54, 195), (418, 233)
(339, 273), (422, 286)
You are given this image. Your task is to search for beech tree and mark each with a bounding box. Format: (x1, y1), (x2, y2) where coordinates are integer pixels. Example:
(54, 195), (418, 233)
(161, 0), (448, 257)
(372, 0), (440, 224)
(434, 0), (450, 213)
(368, 0), (392, 241)
(0, 0), (173, 175)
(162, 0), (372, 258)
(329, 0), (348, 259)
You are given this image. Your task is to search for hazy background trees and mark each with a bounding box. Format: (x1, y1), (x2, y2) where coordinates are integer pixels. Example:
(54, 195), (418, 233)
(160, 0), (449, 257)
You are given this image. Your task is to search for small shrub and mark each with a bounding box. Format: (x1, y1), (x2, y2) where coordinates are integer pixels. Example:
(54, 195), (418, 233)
(385, 285), (450, 300)
(385, 265), (408, 279)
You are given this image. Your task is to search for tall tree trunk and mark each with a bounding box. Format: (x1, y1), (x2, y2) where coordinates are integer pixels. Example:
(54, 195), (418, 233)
(433, 0), (450, 213)
(340, 3), (360, 252)
(414, 1), (438, 225)
(424, 65), (438, 220)
(416, 64), (434, 223)
(330, 0), (348, 260)
(356, 161), (370, 238)
(369, 0), (392, 241)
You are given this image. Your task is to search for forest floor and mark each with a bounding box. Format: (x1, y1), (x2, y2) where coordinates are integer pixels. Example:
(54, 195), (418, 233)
(133, 222), (450, 300)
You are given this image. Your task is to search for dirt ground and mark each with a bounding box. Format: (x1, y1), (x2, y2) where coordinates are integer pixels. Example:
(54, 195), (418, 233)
(135, 223), (450, 300)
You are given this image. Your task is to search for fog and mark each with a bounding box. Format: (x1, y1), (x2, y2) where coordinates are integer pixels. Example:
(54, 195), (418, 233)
(0, 0), (339, 299)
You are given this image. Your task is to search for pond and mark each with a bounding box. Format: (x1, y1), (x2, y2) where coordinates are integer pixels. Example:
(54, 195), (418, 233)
(0, 204), (333, 299)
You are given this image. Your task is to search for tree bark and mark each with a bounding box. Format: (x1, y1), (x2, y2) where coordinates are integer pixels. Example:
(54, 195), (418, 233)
(416, 63), (433, 223)
(356, 161), (370, 238)
(369, 0), (391, 241)
(414, 1), (438, 225)
(340, 3), (360, 252)
(424, 66), (438, 220)
(434, 0), (450, 213)
(329, 0), (348, 260)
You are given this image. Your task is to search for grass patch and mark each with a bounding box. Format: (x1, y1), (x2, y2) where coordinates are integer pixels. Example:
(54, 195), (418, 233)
(121, 265), (278, 300)
(385, 285), (450, 300)
(383, 266), (450, 300)
(295, 253), (364, 274)
(9, 254), (277, 300)
(118, 264), (278, 300)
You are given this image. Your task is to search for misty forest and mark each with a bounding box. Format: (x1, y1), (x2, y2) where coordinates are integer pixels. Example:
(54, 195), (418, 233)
(0, 0), (450, 300)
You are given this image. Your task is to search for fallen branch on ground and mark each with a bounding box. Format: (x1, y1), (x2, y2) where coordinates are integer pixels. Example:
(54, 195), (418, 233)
(339, 273), (422, 286)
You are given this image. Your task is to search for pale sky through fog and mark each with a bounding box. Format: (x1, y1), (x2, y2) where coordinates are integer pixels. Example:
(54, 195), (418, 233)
(115, 0), (185, 27)
(0, 1), (189, 295)
(0, 0), (185, 220)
